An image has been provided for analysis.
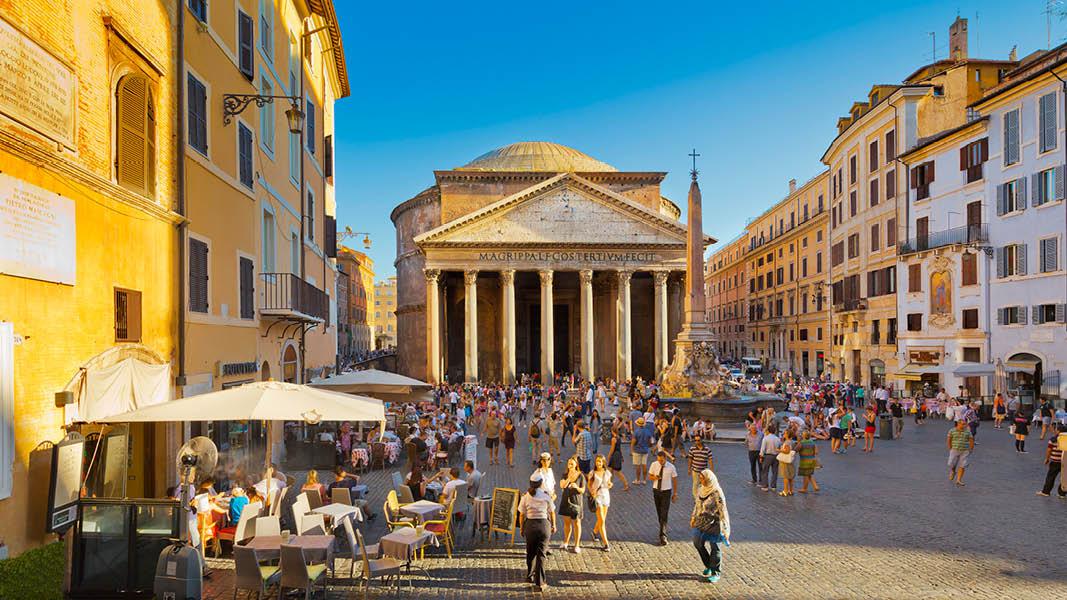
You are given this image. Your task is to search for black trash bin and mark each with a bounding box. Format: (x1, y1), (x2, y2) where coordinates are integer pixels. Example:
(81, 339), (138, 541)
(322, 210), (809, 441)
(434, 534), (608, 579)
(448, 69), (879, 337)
(879, 414), (894, 440)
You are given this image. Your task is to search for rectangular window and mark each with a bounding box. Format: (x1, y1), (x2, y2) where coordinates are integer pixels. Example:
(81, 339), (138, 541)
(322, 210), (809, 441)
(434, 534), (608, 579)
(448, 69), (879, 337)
(1003, 108), (1020, 165)
(997, 178), (1026, 214)
(817, 230), (822, 242)
(886, 169), (895, 199)
(962, 252), (978, 285)
(963, 347), (981, 363)
(849, 190), (857, 216)
(869, 140), (879, 172)
(259, 0), (273, 59)
(306, 189), (315, 243)
(911, 160), (935, 200)
(777, 267), (784, 286)
(916, 216), (929, 250)
(1032, 166), (1063, 206)
(885, 130), (896, 160)
(907, 313), (922, 331)
(849, 155), (857, 184)
(801, 257), (808, 277)
(886, 218), (896, 247)
(816, 251), (823, 273)
(870, 223), (880, 251)
(305, 99), (316, 155)
(887, 318), (897, 343)
(1040, 93), (1057, 153)
(997, 244), (1027, 278)
(187, 74), (207, 155)
(259, 77), (274, 151)
(908, 263), (921, 292)
(238, 122), (253, 188)
(869, 178), (879, 207)
(324, 134), (333, 178)
(1040, 237), (1059, 272)
(847, 233), (859, 259)
(1033, 303), (1066, 324)
(871, 319), (880, 345)
(189, 238), (209, 313)
(962, 308), (979, 329)
(262, 210), (275, 272)
(238, 11), (254, 80)
(114, 288), (142, 342)
(998, 306), (1026, 325)
(189, 0), (207, 22)
(239, 257), (255, 319)
(290, 232), (300, 274)
(831, 242), (843, 267)
(960, 138), (988, 183)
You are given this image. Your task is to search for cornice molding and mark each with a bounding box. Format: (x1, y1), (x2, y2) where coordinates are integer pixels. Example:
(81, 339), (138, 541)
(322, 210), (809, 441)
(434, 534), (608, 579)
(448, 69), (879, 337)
(0, 128), (184, 225)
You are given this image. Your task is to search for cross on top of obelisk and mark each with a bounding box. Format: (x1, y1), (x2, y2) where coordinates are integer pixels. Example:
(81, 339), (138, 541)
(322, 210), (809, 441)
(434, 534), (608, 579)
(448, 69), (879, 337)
(689, 148), (700, 181)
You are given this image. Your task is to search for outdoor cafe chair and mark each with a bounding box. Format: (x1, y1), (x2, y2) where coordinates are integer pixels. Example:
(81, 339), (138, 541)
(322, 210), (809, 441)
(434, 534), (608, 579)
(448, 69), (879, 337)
(302, 489), (324, 511)
(268, 486), (287, 517)
(252, 515), (280, 538)
(421, 497), (456, 558)
(331, 487), (352, 506)
(370, 442), (386, 470)
(278, 544), (327, 600)
(297, 513), (326, 536)
(384, 493), (415, 532)
(396, 483), (415, 505)
(390, 471), (404, 494)
(197, 511), (223, 559)
(218, 501), (261, 553)
(291, 495), (311, 527)
(233, 545), (279, 600)
(335, 515), (379, 579)
(355, 529), (403, 595)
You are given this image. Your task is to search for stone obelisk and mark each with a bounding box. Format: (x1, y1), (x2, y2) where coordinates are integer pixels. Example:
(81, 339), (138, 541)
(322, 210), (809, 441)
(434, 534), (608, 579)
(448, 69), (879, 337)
(659, 150), (724, 398)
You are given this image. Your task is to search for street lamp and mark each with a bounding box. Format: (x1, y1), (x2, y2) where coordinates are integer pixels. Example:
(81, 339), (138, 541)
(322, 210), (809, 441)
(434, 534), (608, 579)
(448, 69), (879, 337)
(222, 93), (304, 134)
(341, 226), (372, 249)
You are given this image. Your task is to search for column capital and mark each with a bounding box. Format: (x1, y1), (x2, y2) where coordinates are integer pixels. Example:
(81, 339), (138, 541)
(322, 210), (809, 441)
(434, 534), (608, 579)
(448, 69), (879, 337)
(616, 269), (633, 285)
(539, 269), (554, 286)
(653, 270), (669, 287)
(463, 269), (479, 285)
(500, 269), (515, 286)
(579, 269), (594, 285)
(423, 268), (441, 284)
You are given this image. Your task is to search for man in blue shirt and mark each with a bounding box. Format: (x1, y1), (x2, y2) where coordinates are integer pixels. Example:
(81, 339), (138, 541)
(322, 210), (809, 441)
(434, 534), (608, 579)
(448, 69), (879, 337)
(631, 417), (653, 485)
(573, 421), (594, 474)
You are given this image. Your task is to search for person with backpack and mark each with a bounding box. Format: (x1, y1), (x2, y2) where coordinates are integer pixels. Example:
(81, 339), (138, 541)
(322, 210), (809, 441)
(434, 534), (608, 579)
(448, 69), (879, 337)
(1037, 423), (1067, 497)
(528, 415), (545, 464)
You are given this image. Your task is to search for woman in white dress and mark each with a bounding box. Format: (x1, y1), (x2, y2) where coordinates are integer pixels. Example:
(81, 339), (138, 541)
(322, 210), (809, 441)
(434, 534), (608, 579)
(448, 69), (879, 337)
(587, 454), (614, 551)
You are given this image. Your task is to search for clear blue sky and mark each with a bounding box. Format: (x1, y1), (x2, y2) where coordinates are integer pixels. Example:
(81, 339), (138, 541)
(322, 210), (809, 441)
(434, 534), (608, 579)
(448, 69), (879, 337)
(333, 0), (1049, 277)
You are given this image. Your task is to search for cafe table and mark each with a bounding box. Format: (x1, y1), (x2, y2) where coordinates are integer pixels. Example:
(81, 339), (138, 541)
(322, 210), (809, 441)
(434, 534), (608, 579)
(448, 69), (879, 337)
(245, 534), (335, 570)
(471, 496), (492, 538)
(398, 499), (444, 523)
(311, 503), (363, 531)
(378, 527), (438, 583)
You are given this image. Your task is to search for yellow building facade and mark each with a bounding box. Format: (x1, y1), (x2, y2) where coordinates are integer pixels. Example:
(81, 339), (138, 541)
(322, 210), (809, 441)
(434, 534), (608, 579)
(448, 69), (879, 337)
(705, 235), (748, 361)
(374, 276), (397, 349)
(743, 174), (831, 377)
(0, 1), (181, 556)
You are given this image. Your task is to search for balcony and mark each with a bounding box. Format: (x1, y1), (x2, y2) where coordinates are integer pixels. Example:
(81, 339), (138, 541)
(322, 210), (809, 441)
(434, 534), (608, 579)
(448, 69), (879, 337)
(833, 298), (867, 313)
(897, 224), (988, 255)
(259, 272), (329, 324)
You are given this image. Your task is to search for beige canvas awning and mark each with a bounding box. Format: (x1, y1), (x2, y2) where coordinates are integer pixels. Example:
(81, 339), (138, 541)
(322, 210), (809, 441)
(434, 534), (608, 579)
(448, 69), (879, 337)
(309, 368), (431, 395)
(1006, 357), (1040, 374)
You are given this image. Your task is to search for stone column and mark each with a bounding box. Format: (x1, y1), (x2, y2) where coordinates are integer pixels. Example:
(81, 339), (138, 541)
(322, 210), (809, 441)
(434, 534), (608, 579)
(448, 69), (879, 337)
(616, 270), (633, 381)
(539, 269), (554, 384)
(464, 269), (479, 382)
(501, 269), (516, 384)
(653, 271), (669, 376)
(424, 269), (441, 383)
(579, 269), (594, 380)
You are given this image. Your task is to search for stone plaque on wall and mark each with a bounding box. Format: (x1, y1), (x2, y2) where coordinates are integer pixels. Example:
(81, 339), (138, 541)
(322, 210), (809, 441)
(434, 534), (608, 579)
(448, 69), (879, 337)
(0, 17), (76, 147)
(0, 173), (76, 285)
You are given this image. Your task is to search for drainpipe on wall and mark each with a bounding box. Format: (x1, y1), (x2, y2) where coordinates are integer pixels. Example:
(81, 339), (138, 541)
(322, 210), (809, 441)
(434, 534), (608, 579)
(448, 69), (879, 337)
(1051, 68), (1067, 337)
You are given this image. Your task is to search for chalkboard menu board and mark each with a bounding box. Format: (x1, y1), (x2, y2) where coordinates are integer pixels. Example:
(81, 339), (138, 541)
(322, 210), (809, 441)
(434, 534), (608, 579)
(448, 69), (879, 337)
(489, 487), (519, 545)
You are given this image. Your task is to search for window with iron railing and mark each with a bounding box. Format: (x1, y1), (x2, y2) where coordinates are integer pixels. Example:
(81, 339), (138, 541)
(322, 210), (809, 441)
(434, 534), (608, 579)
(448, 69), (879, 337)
(115, 288), (142, 342)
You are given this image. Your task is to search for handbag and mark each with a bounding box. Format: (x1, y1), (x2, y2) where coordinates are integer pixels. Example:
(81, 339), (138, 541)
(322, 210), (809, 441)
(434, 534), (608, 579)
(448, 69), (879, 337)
(586, 491), (597, 512)
(1009, 424), (1016, 435)
(692, 510), (721, 536)
(776, 450), (795, 464)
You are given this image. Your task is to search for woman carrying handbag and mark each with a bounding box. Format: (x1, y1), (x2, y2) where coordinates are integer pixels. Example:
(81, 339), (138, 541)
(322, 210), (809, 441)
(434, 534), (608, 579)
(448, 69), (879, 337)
(558, 457), (586, 553)
(690, 469), (731, 583)
(777, 432), (797, 496)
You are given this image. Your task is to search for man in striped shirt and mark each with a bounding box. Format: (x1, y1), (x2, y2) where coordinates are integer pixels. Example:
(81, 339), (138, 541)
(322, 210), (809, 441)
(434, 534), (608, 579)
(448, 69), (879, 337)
(1037, 423), (1066, 497)
(687, 435), (713, 500)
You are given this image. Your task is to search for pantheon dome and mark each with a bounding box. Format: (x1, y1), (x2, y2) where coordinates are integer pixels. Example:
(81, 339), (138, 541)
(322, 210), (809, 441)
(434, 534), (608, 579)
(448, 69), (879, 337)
(456, 141), (618, 172)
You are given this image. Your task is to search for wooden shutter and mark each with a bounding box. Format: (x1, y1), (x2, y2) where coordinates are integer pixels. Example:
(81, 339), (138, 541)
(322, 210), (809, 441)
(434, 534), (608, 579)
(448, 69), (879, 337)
(995, 246), (1005, 278)
(996, 183), (1006, 215)
(908, 264), (921, 292)
(306, 100), (316, 154)
(238, 123), (253, 188)
(886, 130), (896, 160)
(1056, 165), (1065, 200)
(238, 12), (255, 81)
(966, 201), (982, 227)
(916, 217), (929, 248)
(926, 160), (935, 182)
(1017, 177), (1027, 211)
(910, 167), (918, 189)
(189, 238), (209, 312)
(324, 134), (333, 178)
(869, 140), (878, 172)
(116, 76), (148, 194)
(869, 179), (879, 206)
(887, 218), (896, 247)
(1041, 237), (1058, 272)
(239, 257), (255, 319)
(1032, 173), (1042, 207)
(979, 137), (989, 161)
(1057, 303), (1066, 323)
(1005, 110), (1020, 165)
(996, 307), (1004, 325)
(187, 74), (207, 154)
(1032, 305), (1042, 325)
(1040, 93), (1057, 152)
(959, 146), (967, 170)
(1016, 243), (1027, 275)
(962, 253), (977, 285)
(324, 215), (337, 258)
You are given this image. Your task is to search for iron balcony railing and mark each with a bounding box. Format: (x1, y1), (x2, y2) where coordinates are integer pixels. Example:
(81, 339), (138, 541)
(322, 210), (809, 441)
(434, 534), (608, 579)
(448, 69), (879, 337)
(833, 298), (867, 312)
(898, 224), (988, 255)
(259, 272), (329, 323)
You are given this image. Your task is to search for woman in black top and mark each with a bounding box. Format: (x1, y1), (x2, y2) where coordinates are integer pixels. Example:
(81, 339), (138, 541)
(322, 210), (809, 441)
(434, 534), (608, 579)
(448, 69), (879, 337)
(1013, 405), (1030, 453)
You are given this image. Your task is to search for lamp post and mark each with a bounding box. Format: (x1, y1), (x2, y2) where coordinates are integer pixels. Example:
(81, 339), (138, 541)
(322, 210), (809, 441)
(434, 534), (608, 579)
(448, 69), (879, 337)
(222, 94), (304, 134)
(339, 226), (372, 250)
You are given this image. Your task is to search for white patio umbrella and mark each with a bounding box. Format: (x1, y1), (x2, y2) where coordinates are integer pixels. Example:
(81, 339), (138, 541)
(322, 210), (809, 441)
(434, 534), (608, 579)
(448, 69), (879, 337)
(99, 380), (385, 501)
(309, 368), (431, 397)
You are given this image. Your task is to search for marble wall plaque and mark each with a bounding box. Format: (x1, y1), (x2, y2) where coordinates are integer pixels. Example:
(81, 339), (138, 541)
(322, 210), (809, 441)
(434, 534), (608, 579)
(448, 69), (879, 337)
(0, 18), (76, 146)
(0, 173), (76, 285)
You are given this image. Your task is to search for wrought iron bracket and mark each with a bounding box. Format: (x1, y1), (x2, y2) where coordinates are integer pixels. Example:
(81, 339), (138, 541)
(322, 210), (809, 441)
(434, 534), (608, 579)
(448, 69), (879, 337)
(222, 94), (300, 125)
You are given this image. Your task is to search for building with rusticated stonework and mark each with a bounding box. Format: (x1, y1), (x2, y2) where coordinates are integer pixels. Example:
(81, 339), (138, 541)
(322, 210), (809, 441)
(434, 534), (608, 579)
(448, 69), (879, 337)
(390, 142), (713, 384)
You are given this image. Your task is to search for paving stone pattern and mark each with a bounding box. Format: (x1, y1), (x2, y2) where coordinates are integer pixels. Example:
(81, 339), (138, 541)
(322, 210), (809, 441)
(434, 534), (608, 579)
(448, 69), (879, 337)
(203, 415), (1067, 599)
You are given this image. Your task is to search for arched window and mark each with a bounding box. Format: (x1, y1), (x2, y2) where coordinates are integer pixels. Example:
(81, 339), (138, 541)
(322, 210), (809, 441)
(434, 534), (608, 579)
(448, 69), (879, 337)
(115, 75), (156, 196)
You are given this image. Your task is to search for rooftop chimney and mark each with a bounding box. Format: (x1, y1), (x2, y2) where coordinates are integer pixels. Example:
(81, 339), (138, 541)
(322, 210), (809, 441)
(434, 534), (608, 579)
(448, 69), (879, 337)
(788, 179), (797, 194)
(949, 16), (968, 61)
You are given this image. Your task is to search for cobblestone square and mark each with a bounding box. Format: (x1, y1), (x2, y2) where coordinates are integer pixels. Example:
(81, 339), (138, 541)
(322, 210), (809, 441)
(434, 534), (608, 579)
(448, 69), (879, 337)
(203, 416), (1067, 599)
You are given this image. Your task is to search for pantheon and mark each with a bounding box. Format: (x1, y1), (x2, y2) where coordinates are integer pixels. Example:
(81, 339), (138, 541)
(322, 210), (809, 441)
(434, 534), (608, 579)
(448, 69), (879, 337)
(390, 142), (713, 384)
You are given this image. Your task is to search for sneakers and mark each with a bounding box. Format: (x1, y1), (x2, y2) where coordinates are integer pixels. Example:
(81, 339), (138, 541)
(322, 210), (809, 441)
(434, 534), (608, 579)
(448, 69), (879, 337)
(702, 568), (712, 576)
(1036, 491), (1050, 497)
(573, 545), (582, 554)
(706, 573), (721, 583)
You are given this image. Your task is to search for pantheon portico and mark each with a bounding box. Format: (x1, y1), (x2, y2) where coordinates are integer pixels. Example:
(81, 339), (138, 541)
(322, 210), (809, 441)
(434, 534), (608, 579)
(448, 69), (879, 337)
(390, 142), (713, 384)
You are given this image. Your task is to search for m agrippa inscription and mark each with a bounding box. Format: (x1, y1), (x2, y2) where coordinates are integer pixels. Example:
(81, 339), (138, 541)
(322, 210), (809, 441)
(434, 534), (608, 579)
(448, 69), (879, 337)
(0, 173), (76, 285)
(478, 250), (658, 263)
(0, 17), (76, 147)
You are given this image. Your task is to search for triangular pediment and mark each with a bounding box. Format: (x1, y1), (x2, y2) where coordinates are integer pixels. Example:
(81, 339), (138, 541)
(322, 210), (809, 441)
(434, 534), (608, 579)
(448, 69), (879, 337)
(415, 173), (693, 248)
